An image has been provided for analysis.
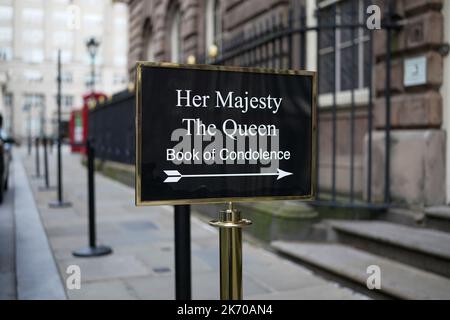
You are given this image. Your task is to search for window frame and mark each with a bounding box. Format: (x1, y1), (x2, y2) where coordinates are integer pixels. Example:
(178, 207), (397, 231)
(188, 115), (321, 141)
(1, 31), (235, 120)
(309, 0), (370, 108)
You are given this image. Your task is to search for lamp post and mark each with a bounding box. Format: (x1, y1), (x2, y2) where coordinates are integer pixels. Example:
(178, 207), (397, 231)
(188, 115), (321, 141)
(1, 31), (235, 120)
(86, 37), (100, 95)
(26, 103), (31, 155)
(73, 37), (111, 257)
(49, 50), (71, 208)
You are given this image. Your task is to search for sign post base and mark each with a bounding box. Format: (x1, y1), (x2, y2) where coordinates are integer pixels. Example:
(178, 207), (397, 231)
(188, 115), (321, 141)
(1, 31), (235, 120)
(209, 202), (252, 300)
(49, 200), (72, 208)
(39, 186), (57, 192)
(72, 245), (112, 257)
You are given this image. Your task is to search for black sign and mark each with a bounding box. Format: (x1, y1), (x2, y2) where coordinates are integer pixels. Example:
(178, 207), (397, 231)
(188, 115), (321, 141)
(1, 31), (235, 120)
(136, 63), (316, 205)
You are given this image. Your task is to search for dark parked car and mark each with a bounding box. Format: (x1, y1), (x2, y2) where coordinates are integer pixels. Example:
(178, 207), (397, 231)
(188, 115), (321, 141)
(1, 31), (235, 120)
(0, 136), (12, 204)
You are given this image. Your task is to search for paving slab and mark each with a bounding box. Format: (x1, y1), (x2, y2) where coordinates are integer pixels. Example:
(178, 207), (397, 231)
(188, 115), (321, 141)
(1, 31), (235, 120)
(17, 147), (365, 300)
(243, 259), (329, 292)
(68, 279), (137, 300)
(248, 284), (367, 300)
(57, 254), (150, 282)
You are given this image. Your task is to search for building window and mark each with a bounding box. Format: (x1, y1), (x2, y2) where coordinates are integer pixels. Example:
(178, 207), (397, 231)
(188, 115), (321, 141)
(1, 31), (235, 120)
(3, 93), (13, 108)
(85, 72), (101, 87)
(81, 0), (97, 7)
(170, 8), (182, 63)
(114, 55), (127, 67)
(84, 14), (103, 31)
(22, 29), (44, 44)
(62, 95), (74, 109)
(0, 47), (12, 61)
(0, 5), (13, 21)
(113, 2), (127, 14)
(318, 0), (370, 94)
(113, 73), (127, 85)
(61, 71), (73, 83)
(23, 49), (44, 63)
(53, 31), (73, 47)
(24, 93), (44, 109)
(53, 11), (69, 25)
(55, 95), (74, 109)
(52, 50), (72, 63)
(205, 0), (221, 57)
(0, 27), (13, 42)
(22, 8), (44, 24)
(24, 70), (44, 83)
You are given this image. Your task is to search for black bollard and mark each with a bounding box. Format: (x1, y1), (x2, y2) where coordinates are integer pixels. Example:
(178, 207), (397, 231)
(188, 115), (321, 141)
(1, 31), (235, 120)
(39, 137), (55, 191)
(49, 50), (71, 208)
(43, 137), (49, 187)
(33, 137), (41, 178)
(73, 139), (112, 257)
(174, 205), (191, 300)
(27, 135), (32, 156)
(49, 138), (53, 154)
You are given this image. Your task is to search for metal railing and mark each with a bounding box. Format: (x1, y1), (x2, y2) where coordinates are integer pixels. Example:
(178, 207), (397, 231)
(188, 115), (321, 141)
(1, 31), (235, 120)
(89, 90), (135, 165)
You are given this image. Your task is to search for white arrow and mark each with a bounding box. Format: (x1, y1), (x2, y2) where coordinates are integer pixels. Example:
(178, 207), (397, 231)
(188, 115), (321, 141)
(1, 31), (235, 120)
(163, 168), (293, 183)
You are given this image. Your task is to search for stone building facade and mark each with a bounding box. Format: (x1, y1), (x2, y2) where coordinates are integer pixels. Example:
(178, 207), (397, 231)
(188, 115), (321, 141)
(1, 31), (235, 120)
(125, 0), (450, 208)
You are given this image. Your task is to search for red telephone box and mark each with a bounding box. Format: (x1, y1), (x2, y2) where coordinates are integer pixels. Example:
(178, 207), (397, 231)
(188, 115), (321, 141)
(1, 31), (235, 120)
(69, 92), (107, 154)
(69, 110), (85, 153)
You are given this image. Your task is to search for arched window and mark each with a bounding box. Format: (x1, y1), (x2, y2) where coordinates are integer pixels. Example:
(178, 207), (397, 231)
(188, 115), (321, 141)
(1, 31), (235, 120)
(205, 0), (221, 58)
(170, 8), (182, 63)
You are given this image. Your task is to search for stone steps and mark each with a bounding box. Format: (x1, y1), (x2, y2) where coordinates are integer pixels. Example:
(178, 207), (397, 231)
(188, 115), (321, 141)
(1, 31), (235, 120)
(271, 242), (450, 299)
(424, 206), (450, 232)
(380, 208), (425, 228)
(328, 220), (450, 277)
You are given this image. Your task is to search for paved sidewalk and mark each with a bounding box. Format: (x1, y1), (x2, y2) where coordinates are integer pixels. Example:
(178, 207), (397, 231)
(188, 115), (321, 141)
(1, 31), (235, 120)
(14, 158), (66, 299)
(0, 159), (15, 300)
(19, 147), (366, 300)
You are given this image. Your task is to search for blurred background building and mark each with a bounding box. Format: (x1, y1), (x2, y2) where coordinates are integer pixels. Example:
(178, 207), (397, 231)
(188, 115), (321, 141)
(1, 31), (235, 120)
(0, 0), (129, 139)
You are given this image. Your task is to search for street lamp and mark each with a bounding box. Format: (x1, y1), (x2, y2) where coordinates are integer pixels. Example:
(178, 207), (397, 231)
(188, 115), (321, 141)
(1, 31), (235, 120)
(86, 37), (100, 94)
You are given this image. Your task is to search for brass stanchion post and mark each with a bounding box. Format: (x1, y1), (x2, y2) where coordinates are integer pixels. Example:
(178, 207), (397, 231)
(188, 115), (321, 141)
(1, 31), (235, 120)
(209, 202), (252, 300)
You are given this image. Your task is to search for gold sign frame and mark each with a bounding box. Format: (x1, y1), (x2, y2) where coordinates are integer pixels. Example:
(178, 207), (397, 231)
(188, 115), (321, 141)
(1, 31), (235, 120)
(135, 62), (317, 206)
